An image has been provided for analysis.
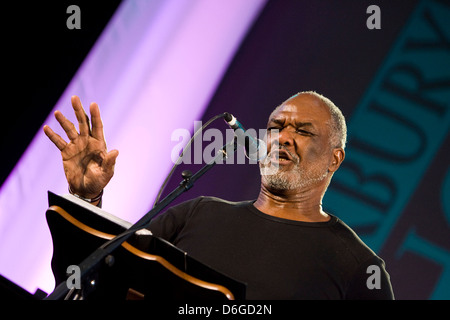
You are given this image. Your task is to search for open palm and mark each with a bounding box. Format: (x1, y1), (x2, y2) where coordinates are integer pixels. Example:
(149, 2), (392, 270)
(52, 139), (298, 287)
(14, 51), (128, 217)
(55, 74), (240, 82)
(44, 96), (119, 199)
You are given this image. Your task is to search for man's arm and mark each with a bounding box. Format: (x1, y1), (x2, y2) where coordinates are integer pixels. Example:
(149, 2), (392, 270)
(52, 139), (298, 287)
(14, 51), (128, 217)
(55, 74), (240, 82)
(345, 255), (395, 300)
(147, 197), (204, 243)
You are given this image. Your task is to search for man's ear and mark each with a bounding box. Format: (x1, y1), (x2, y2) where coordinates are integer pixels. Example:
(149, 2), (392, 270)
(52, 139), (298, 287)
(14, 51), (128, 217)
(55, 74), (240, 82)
(328, 148), (345, 173)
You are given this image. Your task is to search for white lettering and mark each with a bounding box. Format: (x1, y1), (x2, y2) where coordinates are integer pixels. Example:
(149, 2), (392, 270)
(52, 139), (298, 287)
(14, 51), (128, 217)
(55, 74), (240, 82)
(66, 265), (81, 289)
(366, 264), (381, 289)
(66, 5), (81, 30)
(366, 5), (381, 30)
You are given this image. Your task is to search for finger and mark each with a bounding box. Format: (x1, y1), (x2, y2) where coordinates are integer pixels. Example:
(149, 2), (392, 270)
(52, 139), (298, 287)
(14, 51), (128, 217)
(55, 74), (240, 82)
(43, 125), (67, 151)
(102, 149), (119, 173)
(90, 102), (104, 140)
(71, 95), (90, 137)
(54, 110), (79, 141)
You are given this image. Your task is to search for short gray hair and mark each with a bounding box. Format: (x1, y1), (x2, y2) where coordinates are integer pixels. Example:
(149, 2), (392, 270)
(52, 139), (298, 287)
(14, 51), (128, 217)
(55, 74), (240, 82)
(272, 91), (347, 149)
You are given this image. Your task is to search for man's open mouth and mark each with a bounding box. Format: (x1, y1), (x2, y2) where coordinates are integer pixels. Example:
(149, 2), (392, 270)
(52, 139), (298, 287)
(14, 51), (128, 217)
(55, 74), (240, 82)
(270, 148), (297, 164)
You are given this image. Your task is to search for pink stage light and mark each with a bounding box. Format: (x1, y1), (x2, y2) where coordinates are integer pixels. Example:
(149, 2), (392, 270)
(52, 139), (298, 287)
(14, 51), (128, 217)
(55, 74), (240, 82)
(0, 0), (267, 295)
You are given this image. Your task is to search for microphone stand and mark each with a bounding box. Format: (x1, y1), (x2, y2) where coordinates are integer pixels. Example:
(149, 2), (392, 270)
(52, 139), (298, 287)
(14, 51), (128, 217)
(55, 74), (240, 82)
(45, 138), (237, 300)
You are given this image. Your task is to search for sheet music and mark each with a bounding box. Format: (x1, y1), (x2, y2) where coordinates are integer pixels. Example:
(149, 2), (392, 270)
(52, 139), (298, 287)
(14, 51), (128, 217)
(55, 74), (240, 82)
(61, 193), (152, 236)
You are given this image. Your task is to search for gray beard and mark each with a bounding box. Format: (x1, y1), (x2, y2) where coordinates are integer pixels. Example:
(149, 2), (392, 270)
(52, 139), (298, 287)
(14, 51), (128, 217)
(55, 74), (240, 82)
(260, 163), (329, 191)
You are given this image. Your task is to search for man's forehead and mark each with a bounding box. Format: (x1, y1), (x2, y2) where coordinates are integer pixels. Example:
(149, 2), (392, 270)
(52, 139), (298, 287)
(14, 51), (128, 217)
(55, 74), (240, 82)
(275, 104), (299, 113)
(269, 97), (331, 123)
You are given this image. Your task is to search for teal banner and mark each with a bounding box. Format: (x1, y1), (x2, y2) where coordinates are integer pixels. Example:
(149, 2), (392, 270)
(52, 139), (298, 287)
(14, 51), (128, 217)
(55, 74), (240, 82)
(324, 0), (450, 299)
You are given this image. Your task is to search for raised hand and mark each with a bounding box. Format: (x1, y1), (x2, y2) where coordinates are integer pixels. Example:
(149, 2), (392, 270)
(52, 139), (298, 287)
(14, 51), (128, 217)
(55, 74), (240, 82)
(43, 96), (119, 201)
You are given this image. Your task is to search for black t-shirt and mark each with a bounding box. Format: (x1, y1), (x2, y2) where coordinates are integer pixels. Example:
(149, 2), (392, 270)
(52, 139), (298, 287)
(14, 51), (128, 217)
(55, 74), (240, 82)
(148, 196), (394, 300)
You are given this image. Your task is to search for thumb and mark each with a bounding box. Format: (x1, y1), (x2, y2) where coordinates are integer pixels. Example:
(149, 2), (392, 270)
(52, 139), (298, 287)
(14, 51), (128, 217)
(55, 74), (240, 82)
(102, 149), (119, 173)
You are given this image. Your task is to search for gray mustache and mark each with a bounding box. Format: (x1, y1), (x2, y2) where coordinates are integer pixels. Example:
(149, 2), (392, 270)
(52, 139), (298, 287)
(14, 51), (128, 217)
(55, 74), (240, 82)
(267, 145), (300, 164)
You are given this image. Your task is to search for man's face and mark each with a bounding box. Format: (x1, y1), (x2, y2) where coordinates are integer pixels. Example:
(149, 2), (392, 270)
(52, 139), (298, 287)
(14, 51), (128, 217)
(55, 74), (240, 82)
(260, 94), (337, 192)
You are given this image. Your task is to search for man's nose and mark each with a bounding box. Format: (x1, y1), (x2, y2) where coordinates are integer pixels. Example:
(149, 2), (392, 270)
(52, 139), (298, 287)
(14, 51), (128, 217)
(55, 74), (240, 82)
(277, 128), (295, 146)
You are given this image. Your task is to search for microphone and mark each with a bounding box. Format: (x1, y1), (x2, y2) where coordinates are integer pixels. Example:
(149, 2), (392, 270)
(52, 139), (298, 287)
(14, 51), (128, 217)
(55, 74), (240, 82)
(224, 112), (267, 161)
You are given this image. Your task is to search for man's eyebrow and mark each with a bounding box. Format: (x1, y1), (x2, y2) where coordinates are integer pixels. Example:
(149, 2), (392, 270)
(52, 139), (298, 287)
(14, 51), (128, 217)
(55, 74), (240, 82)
(268, 118), (317, 132)
(268, 118), (284, 125)
(295, 121), (314, 128)
(268, 118), (314, 126)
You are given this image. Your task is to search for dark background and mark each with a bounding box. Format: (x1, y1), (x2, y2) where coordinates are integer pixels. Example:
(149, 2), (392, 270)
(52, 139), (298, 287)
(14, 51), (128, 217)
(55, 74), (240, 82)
(0, 0), (417, 189)
(3, 0), (448, 300)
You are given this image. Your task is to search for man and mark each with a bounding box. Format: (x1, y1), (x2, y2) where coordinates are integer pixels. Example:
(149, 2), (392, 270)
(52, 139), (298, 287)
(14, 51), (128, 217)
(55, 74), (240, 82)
(44, 92), (394, 299)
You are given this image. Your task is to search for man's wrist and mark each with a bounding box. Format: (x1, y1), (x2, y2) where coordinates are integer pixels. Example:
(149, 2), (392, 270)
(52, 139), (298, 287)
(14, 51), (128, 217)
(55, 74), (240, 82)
(68, 186), (103, 207)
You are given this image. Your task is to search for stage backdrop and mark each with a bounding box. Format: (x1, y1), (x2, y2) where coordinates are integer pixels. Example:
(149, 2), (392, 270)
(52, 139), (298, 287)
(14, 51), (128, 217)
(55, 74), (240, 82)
(0, 0), (449, 299)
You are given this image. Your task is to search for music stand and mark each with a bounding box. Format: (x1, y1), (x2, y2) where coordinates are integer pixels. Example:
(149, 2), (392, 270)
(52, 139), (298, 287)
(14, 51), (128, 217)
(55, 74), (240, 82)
(46, 191), (246, 300)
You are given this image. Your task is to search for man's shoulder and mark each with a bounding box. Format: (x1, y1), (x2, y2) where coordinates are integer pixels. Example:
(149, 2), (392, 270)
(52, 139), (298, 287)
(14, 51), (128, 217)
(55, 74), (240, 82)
(330, 216), (378, 263)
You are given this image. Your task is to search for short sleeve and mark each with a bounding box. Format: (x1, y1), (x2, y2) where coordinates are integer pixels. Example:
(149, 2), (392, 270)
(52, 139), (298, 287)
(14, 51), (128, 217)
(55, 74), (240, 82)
(147, 197), (203, 243)
(345, 255), (395, 300)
